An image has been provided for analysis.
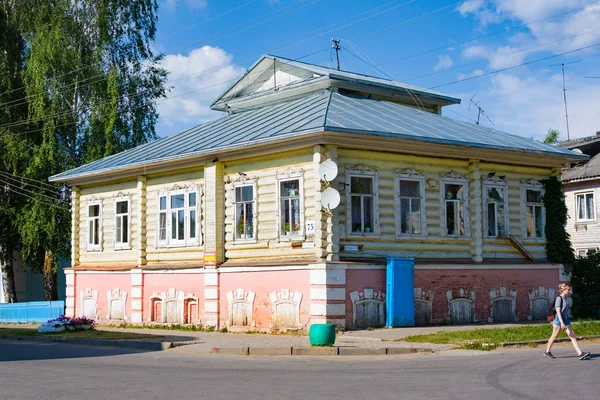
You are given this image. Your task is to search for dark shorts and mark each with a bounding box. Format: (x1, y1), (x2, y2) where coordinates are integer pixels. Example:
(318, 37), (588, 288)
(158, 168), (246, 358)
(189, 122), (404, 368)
(553, 315), (571, 326)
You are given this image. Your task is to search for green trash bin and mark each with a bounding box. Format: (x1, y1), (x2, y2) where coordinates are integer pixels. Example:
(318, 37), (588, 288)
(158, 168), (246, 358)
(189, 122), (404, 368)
(309, 323), (336, 346)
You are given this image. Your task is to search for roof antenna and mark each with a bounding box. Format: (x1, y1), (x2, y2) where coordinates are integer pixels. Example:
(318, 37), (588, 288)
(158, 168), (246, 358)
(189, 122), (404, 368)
(332, 38), (341, 71)
(468, 91), (494, 126)
(549, 60), (581, 140)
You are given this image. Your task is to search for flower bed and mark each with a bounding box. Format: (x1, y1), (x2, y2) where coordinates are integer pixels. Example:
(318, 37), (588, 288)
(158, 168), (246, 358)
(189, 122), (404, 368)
(37, 315), (96, 333)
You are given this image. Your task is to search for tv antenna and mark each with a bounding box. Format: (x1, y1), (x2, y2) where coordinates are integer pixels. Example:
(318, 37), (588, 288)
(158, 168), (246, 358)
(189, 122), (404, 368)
(468, 91), (494, 126)
(549, 60), (581, 140)
(332, 38), (341, 71)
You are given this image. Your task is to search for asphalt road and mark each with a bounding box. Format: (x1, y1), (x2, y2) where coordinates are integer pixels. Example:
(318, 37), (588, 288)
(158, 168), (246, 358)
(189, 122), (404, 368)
(0, 341), (598, 400)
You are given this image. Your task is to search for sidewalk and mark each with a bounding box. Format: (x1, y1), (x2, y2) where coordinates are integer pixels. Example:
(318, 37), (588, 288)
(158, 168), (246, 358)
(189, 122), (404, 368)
(0, 322), (549, 356)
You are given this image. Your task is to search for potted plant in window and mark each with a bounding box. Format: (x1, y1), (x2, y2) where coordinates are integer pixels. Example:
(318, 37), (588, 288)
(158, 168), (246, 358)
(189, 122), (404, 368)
(237, 219), (245, 239)
(284, 222), (291, 235)
(246, 225), (253, 238)
(293, 222), (301, 234)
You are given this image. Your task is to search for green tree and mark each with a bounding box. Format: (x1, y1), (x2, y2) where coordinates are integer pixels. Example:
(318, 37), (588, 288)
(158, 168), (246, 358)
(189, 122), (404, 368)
(2, 0), (168, 300)
(543, 128), (561, 144)
(0, 0), (28, 302)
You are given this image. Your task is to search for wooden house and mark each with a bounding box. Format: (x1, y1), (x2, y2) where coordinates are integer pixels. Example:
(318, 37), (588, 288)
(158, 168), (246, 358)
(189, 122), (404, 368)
(50, 55), (586, 330)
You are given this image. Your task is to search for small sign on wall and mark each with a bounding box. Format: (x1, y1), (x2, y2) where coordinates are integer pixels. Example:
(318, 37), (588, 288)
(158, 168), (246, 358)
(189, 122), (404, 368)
(305, 220), (315, 235)
(204, 251), (216, 267)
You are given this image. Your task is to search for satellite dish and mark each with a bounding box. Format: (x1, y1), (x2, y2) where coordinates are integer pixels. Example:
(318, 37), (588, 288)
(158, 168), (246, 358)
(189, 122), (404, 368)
(321, 187), (341, 210)
(319, 160), (338, 182)
(572, 148), (583, 154)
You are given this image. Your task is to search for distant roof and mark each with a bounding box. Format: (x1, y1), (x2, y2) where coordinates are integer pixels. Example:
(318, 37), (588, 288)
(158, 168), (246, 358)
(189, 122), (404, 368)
(556, 134), (600, 149)
(50, 90), (586, 183)
(211, 54), (461, 110)
(562, 153), (600, 182)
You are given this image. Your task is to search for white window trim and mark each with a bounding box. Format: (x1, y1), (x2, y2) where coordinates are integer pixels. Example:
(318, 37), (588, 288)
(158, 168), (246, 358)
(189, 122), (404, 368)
(394, 169), (427, 238)
(114, 197), (131, 250)
(86, 200), (103, 251)
(276, 170), (305, 242)
(440, 174), (470, 238)
(575, 191), (595, 222)
(483, 182), (509, 239)
(156, 185), (201, 248)
(521, 180), (545, 241)
(346, 166), (380, 237)
(232, 180), (258, 244)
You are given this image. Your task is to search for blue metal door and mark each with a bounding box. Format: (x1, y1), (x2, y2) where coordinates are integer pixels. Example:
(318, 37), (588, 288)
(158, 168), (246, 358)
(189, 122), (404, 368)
(386, 257), (415, 327)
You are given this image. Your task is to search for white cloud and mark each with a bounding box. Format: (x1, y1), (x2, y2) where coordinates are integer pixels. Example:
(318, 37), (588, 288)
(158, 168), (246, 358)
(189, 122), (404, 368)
(434, 54), (454, 71)
(449, 72), (600, 140)
(462, 45), (491, 58)
(158, 46), (245, 126)
(164, 0), (208, 11)
(457, 69), (484, 80)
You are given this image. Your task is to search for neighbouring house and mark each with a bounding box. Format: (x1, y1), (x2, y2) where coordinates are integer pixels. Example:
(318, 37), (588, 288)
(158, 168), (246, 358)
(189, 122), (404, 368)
(49, 55), (586, 330)
(558, 133), (600, 257)
(0, 251), (66, 303)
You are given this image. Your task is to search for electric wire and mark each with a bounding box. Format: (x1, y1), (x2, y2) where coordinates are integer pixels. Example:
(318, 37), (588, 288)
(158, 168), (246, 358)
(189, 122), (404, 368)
(0, 171), (63, 196)
(2, 185), (70, 211)
(0, 176), (67, 204)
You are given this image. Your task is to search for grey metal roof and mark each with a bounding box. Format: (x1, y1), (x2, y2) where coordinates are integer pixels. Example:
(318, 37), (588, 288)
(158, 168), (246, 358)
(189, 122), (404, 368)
(563, 153), (600, 182)
(211, 54), (461, 109)
(50, 90), (586, 182)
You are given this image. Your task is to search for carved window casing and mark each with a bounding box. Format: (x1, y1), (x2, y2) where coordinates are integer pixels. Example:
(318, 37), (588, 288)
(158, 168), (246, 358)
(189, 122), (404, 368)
(86, 199), (102, 251)
(521, 180), (545, 240)
(157, 184), (201, 247)
(483, 176), (508, 238)
(346, 166), (380, 236)
(395, 169), (426, 237)
(440, 171), (469, 237)
(276, 169), (304, 240)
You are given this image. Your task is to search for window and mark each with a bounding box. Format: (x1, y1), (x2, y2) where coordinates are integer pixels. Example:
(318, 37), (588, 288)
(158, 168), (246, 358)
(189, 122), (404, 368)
(396, 177), (425, 236)
(157, 190), (200, 247)
(524, 188), (544, 239)
(114, 198), (130, 249)
(442, 181), (468, 237)
(576, 192), (595, 221)
(234, 184), (255, 241)
(484, 186), (507, 237)
(577, 248), (598, 257)
(347, 171), (378, 235)
(87, 202), (102, 250)
(279, 178), (302, 238)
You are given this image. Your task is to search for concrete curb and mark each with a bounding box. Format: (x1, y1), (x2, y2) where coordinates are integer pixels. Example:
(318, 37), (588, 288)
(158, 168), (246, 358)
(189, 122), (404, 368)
(501, 335), (600, 347)
(0, 334), (173, 351)
(1, 334), (436, 356)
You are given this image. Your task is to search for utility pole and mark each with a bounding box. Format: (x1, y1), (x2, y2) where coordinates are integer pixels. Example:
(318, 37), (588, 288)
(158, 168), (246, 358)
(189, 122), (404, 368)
(549, 60), (580, 140)
(468, 92), (494, 126)
(332, 38), (341, 71)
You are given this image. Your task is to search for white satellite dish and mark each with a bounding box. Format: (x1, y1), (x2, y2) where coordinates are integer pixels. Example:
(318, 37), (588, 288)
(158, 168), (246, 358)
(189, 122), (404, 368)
(319, 160), (338, 182)
(572, 148), (583, 154)
(321, 187), (341, 210)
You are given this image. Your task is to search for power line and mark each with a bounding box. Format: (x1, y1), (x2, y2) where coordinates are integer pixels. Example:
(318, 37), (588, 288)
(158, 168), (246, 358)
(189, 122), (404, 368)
(407, 27), (600, 82)
(0, 171), (62, 195)
(428, 42), (600, 89)
(377, 1), (599, 68)
(0, 176), (67, 204)
(2, 185), (70, 211)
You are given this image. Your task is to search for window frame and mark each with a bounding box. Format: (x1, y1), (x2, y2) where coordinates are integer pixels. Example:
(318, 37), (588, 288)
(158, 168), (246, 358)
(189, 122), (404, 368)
(521, 180), (545, 241)
(483, 182), (509, 239)
(114, 197), (131, 250)
(394, 170), (426, 238)
(156, 187), (201, 248)
(232, 181), (257, 244)
(346, 167), (380, 237)
(575, 191), (595, 222)
(276, 172), (304, 242)
(440, 176), (470, 238)
(86, 200), (103, 251)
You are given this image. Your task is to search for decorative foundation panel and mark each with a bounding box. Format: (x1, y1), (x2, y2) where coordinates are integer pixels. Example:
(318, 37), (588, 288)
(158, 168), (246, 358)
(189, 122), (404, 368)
(142, 273), (203, 323)
(74, 273), (130, 321)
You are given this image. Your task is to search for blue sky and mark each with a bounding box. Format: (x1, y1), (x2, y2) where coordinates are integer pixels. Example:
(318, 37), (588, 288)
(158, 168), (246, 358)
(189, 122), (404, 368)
(153, 0), (600, 142)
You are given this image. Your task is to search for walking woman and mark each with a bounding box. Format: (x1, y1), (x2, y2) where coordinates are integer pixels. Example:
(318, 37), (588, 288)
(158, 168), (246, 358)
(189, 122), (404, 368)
(544, 283), (590, 360)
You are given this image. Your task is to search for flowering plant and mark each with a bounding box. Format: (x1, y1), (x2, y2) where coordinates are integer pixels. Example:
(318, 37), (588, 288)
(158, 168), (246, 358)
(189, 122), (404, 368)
(41, 315), (96, 332)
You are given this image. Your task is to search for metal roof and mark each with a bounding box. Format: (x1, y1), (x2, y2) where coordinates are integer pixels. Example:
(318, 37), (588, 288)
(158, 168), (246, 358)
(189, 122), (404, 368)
(211, 54), (461, 110)
(50, 90), (586, 182)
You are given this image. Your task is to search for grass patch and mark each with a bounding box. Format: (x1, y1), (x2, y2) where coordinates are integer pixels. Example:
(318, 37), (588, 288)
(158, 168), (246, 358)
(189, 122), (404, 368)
(401, 320), (600, 350)
(109, 323), (206, 332)
(0, 327), (162, 340)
